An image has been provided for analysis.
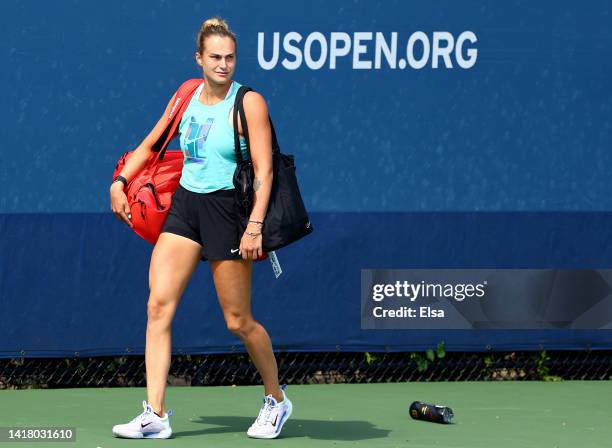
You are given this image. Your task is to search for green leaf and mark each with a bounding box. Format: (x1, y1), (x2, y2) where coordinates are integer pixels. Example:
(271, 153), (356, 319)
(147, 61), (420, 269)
(426, 349), (435, 362)
(416, 359), (429, 372)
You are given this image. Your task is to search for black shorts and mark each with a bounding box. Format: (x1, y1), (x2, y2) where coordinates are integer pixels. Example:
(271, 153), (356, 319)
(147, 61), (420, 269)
(161, 184), (242, 261)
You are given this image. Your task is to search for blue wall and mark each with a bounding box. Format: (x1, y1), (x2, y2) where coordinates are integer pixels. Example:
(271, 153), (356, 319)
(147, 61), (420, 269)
(1, 1), (611, 357)
(2, 212), (612, 357)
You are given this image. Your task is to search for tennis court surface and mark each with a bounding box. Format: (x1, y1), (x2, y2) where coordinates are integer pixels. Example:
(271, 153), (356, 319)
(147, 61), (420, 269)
(1, 381), (610, 447)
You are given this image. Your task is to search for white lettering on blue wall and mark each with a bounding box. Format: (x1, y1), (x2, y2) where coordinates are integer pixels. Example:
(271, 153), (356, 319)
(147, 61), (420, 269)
(257, 31), (478, 70)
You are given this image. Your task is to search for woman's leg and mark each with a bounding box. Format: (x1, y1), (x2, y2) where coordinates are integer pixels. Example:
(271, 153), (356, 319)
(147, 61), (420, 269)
(210, 259), (283, 402)
(146, 232), (202, 415)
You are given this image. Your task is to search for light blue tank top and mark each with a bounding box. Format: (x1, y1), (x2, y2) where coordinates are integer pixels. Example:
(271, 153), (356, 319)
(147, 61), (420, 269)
(178, 81), (248, 193)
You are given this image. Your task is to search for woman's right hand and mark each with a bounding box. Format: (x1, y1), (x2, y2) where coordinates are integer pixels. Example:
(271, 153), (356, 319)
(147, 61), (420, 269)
(110, 182), (133, 228)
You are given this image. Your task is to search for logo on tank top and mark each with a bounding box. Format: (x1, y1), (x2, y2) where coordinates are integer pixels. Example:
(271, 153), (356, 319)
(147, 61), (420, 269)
(183, 117), (215, 164)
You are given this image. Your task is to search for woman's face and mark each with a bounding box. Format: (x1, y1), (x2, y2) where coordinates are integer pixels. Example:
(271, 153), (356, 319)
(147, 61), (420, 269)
(196, 35), (236, 86)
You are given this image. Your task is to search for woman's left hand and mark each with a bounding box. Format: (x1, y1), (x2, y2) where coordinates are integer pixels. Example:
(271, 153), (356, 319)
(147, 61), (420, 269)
(239, 225), (263, 260)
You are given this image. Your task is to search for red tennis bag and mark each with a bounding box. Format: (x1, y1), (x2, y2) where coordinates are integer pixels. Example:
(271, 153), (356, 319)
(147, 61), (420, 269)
(113, 79), (269, 261)
(112, 148), (184, 244)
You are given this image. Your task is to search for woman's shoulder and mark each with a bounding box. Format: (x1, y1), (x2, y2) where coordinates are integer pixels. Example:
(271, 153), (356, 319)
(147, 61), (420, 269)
(242, 87), (268, 115)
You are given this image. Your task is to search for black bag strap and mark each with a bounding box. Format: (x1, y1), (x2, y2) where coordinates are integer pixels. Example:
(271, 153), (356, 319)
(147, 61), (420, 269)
(232, 86), (251, 163)
(233, 86), (281, 163)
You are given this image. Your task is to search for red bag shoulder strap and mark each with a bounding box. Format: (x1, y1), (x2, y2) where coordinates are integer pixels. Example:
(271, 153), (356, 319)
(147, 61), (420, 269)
(152, 78), (204, 158)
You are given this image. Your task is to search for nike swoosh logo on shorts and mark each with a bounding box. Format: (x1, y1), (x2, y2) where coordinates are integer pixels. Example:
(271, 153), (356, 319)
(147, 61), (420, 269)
(231, 248), (240, 253)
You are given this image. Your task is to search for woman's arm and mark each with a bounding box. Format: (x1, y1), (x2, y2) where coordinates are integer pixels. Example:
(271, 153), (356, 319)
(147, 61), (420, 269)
(239, 91), (273, 259)
(110, 92), (178, 227)
(114, 92), (179, 184)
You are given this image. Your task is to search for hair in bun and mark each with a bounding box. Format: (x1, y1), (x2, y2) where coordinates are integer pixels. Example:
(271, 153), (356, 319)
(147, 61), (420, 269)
(196, 16), (236, 54)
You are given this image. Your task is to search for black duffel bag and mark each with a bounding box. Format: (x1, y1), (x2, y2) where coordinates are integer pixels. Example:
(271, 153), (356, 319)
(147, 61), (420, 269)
(232, 86), (313, 252)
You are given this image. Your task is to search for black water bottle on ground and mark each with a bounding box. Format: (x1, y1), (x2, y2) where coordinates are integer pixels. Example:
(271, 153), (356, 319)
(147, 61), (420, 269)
(409, 401), (454, 424)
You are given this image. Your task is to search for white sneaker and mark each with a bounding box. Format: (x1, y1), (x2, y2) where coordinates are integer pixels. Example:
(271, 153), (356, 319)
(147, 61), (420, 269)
(247, 385), (293, 439)
(112, 400), (173, 439)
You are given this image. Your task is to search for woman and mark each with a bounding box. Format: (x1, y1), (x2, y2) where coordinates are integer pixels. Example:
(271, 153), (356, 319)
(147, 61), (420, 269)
(109, 17), (292, 440)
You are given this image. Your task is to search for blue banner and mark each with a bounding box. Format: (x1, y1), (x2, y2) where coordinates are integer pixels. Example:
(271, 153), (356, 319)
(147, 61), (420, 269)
(2, 0), (611, 213)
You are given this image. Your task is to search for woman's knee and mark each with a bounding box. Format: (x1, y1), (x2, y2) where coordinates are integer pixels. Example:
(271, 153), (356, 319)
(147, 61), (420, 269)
(147, 295), (177, 323)
(225, 314), (257, 338)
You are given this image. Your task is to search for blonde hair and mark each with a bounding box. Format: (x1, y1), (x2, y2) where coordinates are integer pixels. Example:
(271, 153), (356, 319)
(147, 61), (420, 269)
(196, 17), (237, 54)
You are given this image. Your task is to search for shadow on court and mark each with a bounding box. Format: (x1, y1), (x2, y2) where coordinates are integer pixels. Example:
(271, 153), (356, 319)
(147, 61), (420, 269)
(173, 416), (391, 441)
